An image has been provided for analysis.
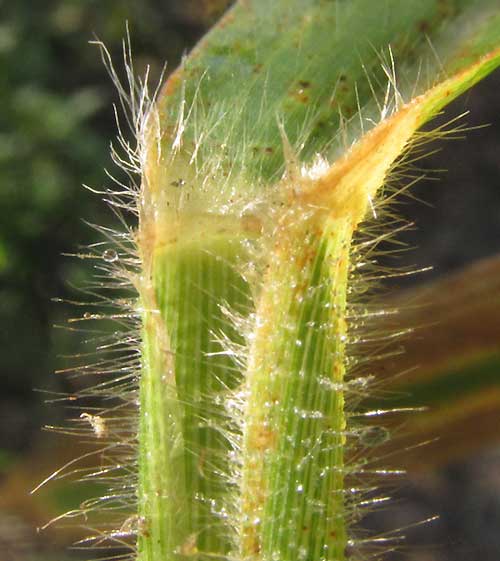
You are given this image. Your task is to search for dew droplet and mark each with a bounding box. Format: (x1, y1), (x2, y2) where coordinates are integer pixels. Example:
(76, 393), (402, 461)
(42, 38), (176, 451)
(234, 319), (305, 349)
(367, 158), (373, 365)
(102, 249), (118, 263)
(359, 426), (390, 446)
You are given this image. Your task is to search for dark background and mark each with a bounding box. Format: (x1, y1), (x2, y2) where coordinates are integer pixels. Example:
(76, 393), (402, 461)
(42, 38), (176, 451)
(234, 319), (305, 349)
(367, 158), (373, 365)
(0, 1), (499, 560)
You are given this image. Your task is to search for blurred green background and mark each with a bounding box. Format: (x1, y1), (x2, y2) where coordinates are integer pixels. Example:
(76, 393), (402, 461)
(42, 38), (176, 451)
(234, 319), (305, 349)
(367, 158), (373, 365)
(0, 1), (499, 560)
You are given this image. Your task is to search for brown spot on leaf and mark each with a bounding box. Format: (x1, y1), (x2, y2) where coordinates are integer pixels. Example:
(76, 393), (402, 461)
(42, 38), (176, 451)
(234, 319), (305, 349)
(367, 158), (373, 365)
(251, 424), (277, 451)
(418, 19), (431, 33)
(292, 91), (310, 104)
(241, 214), (263, 235)
(161, 66), (184, 98)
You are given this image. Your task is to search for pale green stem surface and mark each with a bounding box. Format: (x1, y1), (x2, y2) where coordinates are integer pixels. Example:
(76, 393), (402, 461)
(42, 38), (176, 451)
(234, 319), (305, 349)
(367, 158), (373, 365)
(137, 233), (251, 559)
(241, 214), (351, 561)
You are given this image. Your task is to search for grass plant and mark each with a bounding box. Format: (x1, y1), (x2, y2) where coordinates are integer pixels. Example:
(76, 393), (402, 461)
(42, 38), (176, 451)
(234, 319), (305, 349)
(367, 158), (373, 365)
(37, 2), (500, 560)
